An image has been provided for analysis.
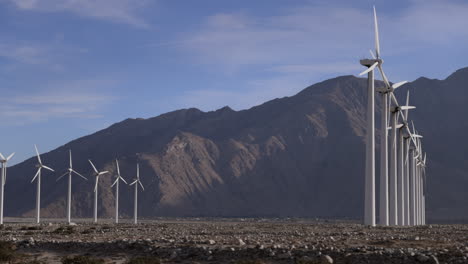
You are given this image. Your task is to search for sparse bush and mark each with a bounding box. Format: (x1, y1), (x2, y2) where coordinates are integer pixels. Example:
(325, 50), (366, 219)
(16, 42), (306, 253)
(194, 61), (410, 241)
(125, 256), (161, 264)
(61, 255), (104, 264)
(0, 241), (18, 262)
(53, 226), (75, 235)
(235, 260), (266, 264)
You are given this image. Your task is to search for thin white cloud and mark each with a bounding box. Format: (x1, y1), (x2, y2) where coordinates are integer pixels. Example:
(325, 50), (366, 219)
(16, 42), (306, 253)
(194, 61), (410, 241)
(169, 0), (468, 111)
(0, 79), (118, 125)
(8, 0), (150, 28)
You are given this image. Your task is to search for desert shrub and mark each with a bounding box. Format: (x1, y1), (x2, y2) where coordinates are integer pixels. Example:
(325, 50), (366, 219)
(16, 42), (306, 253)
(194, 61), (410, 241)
(0, 241), (17, 262)
(125, 256), (161, 264)
(61, 255), (104, 264)
(53, 226), (75, 235)
(235, 260), (266, 264)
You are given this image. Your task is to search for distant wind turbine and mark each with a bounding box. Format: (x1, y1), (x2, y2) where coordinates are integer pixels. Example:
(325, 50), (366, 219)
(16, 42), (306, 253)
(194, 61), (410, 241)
(57, 150), (87, 224)
(130, 163), (144, 224)
(0, 152), (15, 224)
(31, 145), (54, 224)
(88, 160), (108, 223)
(111, 159), (127, 224)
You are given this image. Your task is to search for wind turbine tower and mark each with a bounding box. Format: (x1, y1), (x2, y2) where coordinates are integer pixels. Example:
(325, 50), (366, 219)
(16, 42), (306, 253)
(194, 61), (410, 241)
(57, 150), (87, 224)
(89, 160), (109, 223)
(31, 145), (54, 224)
(0, 152), (14, 224)
(111, 159), (127, 224)
(130, 163), (144, 224)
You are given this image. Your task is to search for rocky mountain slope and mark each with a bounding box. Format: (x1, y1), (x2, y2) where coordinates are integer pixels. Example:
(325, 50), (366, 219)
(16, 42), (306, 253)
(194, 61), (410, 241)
(4, 68), (468, 223)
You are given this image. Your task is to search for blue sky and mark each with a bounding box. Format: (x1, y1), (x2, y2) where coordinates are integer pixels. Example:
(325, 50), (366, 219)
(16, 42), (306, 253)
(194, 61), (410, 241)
(1, 0), (468, 164)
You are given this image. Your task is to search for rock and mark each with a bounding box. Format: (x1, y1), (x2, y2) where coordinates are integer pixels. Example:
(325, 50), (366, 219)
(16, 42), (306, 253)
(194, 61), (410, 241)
(238, 239), (246, 246)
(208, 239), (216, 245)
(417, 254), (430, 262)
(320, 255), (334, 264)
(429, 255), (439, 264)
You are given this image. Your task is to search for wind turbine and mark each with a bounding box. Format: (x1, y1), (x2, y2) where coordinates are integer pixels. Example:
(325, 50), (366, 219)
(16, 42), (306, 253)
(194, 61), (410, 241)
(129, 163), (144, 224)
(57, 150), (87, 224)
(399, 91), (416, 226)
(358, 6), (381, 227)
(31, 145), (54, 224)
(0, 152), (14, 224)
(111, 159), (127, 224)
(417, 153), (427, 225)
(88, 160), (108, 223)
(396, 93), (415, 226)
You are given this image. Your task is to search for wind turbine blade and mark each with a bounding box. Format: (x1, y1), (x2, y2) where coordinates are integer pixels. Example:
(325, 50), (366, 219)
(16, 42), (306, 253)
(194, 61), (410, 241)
(69, 150), (73, 168)
(116, 159), (121, 176)
(130, 180), (137, 186)
(94, 177), (99, 192)
(392, 81), (408, 90)
(424, 153), (427, 164)
(396, 124), (404, 129)
(56, 172), (69, 182)
(405, 145), (409, 165)
(6, 153), (15, 161)
(139, 181), (145, 191)
(42, 165), (54, 172)
(405, 90), (410, 120)
(378, 65), (391, 89)
(359, 62), (378, 76)
(88, 160), (98, 173)
(0, 153), (5, 160)
(31, 168), (41, 183)
(34, 145), (42, 164)
(400, 106), (416, 110)
(373, 6), (380, 58)
(98, 171), (109, 175)
(369, 49), (376, 59)
(120, 177), (128, 184)
(137, 164), (140, 179)
(72, 170), (87, 180)
(111, 178), (119, 188)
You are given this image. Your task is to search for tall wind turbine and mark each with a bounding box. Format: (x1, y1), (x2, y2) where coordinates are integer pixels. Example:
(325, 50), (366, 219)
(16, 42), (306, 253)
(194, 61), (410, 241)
(57, 150), (87, 224)
(417, 153), (427, 225)
(0, 152), (14, 224)
(358, 6), (381, 226)
(111, 159), (127, 224)
(400, 91), (416, 226)
(88, 160), (108, 223)
(376, 80), (408, 226)
(31, 145), (54, 224)
(396, 93), (415, 226)
(130, 163), (144, 224)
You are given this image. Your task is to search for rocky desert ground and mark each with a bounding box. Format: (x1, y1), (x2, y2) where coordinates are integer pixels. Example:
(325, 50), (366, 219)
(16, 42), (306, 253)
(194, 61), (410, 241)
(0, 218), (467, 263)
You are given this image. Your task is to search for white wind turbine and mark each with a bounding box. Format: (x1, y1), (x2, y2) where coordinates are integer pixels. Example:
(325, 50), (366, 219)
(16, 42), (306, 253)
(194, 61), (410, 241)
(129, 163), (144, 224)
(111, 159), (127, 224)
(0, 152), (15, 224)
(31, 145), (54, 224)
(88, 160), (108, 223)
(396, 93), (415, 226)
(417, 153), (427, 225)
(57, 150), (87, 224)
(400, 91), (416, 226)
(359, 6), (407, 226)
(358, 6), (380, 226)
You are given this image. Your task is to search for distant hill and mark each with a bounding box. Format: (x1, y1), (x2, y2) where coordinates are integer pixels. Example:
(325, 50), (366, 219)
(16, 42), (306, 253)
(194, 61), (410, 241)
(5, 68), (468, 223)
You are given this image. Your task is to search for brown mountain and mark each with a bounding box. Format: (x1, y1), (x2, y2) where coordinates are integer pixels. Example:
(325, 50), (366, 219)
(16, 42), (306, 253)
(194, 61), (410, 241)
(5, 68), (468, 223)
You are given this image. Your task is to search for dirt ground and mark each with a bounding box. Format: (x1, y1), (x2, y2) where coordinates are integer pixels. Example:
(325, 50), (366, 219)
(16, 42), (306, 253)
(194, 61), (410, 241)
(0, 218), (467, 263)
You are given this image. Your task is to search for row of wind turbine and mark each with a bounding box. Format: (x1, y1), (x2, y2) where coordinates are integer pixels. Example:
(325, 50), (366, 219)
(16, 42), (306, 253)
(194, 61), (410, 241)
(359, 7), (428, 226)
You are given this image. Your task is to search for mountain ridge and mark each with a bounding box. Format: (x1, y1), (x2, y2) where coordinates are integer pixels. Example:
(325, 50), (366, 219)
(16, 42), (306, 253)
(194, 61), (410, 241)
(4, 68), (468, 223)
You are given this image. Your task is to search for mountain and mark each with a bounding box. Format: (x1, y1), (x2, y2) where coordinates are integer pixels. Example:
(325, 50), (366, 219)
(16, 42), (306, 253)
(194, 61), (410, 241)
(4, 68), (468, 223)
